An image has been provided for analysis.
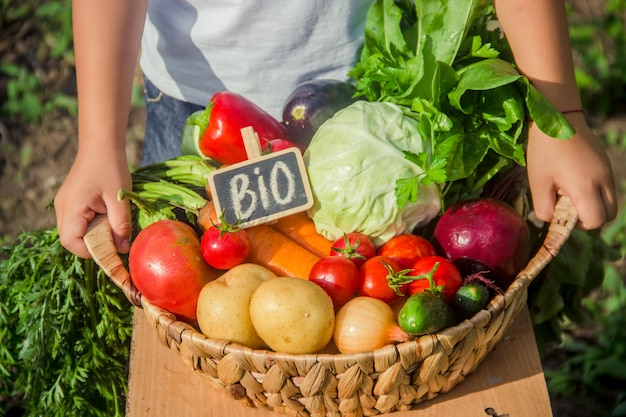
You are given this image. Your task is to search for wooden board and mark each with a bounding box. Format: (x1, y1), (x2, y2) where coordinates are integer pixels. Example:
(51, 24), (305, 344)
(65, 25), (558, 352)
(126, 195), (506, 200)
(126, 305), (553, 417)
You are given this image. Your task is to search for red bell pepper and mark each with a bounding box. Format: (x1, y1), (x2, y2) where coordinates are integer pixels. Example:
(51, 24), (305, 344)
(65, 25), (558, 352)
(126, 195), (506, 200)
(183, 91), (292, 165)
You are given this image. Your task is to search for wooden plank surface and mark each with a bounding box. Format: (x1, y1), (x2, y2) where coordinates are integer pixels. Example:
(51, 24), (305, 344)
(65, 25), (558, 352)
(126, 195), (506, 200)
(126, 306), (553, 417)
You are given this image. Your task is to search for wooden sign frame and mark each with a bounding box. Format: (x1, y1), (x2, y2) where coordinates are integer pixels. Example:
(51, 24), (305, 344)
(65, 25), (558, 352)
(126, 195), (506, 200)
(206, 127), (314, 228)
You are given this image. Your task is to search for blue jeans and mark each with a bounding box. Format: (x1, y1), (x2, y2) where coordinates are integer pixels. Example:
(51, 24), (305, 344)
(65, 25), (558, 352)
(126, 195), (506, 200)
(140, 76), (205, 167)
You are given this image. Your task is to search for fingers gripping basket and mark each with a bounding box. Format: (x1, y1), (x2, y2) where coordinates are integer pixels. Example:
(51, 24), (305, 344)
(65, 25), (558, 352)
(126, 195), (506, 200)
(84, 196), (577, 417)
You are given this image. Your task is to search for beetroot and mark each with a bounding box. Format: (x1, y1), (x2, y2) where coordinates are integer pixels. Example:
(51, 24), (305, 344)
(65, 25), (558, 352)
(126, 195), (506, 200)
(432, 198), (531, 288)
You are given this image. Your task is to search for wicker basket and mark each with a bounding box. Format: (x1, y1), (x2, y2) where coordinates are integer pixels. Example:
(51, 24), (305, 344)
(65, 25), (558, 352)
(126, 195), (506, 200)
(84, 196), (577, 417)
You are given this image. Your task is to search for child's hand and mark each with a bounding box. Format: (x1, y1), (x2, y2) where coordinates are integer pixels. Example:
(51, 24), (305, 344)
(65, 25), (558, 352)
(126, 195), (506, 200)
(526, 114), (617, 230)
(54, 150), (133, 258)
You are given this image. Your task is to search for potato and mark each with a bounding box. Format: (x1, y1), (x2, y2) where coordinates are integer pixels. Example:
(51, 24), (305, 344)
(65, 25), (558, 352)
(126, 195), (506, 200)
(196, 263), (276, 349)
(249, 277), (335, 354)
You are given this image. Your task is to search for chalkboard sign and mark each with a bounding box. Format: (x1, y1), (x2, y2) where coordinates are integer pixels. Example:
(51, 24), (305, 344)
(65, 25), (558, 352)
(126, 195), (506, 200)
(207, 147), (314, 228)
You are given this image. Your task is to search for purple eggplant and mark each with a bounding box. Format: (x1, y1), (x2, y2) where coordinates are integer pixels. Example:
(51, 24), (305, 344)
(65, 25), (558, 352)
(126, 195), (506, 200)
(281, 79), (361, 149)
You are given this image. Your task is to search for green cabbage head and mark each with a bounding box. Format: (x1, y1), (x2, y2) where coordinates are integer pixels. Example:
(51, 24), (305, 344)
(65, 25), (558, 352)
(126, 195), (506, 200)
(304, 101), (441, 246)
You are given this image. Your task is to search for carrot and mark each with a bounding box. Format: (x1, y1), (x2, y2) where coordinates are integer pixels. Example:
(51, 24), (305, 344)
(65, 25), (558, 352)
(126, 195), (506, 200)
(197, 201), (322, 279)
(245, 225), (320, 279)
(197, 200), (219, 231)
(270, 212), (334, 258)
(199, 163), (231, 230)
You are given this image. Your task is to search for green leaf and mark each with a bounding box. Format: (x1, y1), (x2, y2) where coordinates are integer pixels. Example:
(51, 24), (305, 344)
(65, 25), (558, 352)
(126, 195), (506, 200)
(448, 58), (522, 112)
(480, 86), (526, 134)
(521, 79), (577, 139)
(468, 35), (500, 59)
(482, 129), (526, 166)
(422, 156), (448, 185)
(438, 129), (489, 181)
(414, 0), (486, 65)
(395, 176), (421, 208)
(350, 0), (424, 103)
(364, 0), (412, 57)
(411, 97), (454, 131)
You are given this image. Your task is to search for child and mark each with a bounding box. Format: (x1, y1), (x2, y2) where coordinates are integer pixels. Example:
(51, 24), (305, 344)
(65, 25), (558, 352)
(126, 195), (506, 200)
(54, 0), (617, 258)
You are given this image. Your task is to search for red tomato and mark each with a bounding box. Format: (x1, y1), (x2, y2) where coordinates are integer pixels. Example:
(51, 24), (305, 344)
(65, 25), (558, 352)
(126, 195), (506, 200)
(377, 234), (437, 269)
(200, 226), (250, 270)
(128, 220), (219, 322)
(330, 232), (376, 269)
(407, 256), (463, 305)
(357, 255), (406, 303)
(309, 256), (360, 309)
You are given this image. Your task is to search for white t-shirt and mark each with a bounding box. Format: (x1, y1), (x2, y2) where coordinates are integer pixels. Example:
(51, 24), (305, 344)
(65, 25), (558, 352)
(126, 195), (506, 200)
(140, 0), (373, 118)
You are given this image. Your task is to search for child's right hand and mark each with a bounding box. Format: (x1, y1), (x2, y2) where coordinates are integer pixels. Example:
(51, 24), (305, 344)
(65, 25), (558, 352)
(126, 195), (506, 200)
(54, 150), (133, 258)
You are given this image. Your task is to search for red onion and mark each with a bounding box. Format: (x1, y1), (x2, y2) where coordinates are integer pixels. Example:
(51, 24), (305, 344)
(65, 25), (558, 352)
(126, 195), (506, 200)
(432, 198), (531, 288)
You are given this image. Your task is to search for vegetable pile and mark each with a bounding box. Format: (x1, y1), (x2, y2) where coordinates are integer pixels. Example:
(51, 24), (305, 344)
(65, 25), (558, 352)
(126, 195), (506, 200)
(121, 157), (531, 355)
(116, 0), (579, 356)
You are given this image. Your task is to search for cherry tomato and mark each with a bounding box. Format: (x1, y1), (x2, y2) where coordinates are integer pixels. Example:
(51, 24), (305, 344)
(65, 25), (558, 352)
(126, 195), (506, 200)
(201, 225), (250, 270)
(128, 220), (219, 322)
(377, 234), (437, 269)
(407, 256), (463, 305)
(357, 255), (406, 303)
(330, 232), (376, 269)
(309, 256), (360, 309)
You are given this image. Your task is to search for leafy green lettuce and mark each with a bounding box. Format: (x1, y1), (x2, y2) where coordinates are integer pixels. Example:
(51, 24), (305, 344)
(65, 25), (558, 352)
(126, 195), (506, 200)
(349, 0), (575, 209)
(304, 101), (441, 246)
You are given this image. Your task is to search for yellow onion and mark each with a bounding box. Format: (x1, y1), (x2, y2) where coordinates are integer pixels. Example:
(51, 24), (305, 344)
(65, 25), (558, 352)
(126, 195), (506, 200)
(333, 297), (410, 354)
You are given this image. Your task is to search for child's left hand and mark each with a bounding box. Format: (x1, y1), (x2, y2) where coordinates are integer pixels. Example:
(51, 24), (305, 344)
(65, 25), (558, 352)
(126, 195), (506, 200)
(526, 113), (618, 230)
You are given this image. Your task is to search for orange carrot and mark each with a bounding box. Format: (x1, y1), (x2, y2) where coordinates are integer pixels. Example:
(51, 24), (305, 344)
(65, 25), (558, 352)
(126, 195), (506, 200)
(197, 202), (322, 279)
(245, 225), (320, 279)
(197, 200), (220, 231)
(270, 212), (334, 258)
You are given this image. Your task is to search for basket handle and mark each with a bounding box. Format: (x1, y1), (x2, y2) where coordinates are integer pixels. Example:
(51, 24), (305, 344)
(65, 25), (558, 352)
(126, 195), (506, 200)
(517, 195), (578, 284)
(83, 214), (143, 307)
